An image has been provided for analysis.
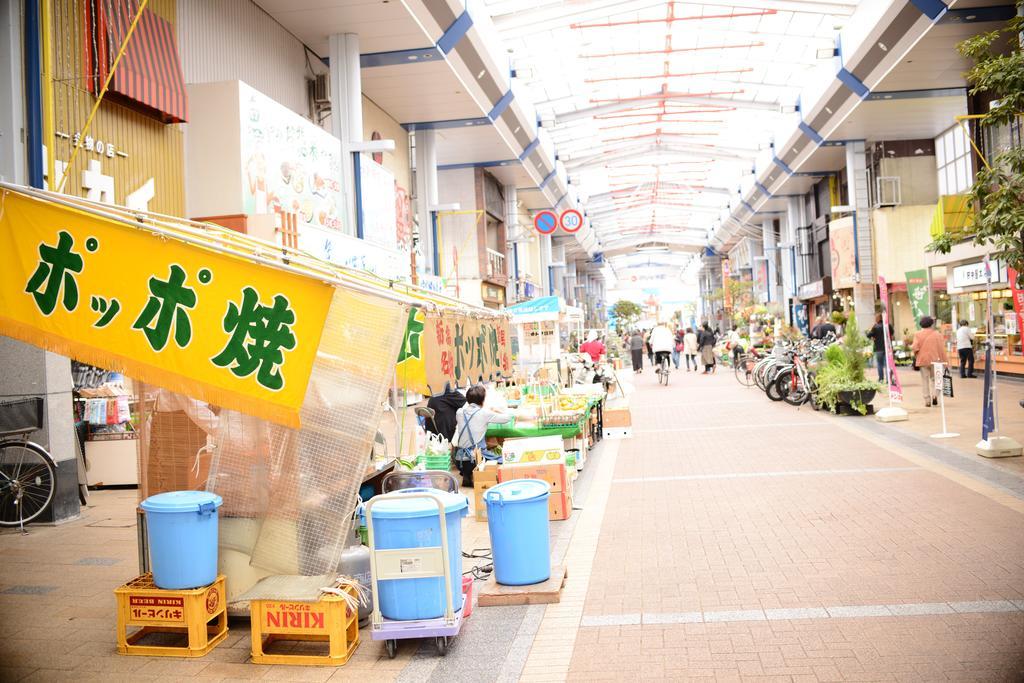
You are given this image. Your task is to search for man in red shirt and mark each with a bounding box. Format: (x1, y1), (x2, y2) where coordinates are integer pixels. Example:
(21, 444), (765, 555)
(580, 330), (606, 363)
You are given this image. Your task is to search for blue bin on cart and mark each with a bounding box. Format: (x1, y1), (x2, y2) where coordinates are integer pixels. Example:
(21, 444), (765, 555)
(485, 479), (551, 585)
(369, 489), (468, 621)
(140, 490), (223, 590)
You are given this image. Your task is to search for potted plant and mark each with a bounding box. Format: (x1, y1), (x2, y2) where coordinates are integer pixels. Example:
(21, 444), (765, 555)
(814, 315), (881, 415)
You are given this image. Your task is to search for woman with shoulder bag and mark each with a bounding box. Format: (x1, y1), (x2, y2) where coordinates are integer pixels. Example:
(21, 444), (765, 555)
(911, 316), (946, 408)
(452, 384), (512, 487)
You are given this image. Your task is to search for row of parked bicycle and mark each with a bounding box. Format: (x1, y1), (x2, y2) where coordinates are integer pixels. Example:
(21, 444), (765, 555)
(732, 334), (838, 409)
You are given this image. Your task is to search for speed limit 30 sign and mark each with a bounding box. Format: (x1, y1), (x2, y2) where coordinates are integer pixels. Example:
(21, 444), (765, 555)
(559, 209), (583, 233)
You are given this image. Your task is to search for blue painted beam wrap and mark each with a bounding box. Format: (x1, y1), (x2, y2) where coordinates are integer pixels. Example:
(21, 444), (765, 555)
(438, 159), (518, 171)
(837, 67), (870, 99)
(403, 117), (490, 131)
(25, 0), (43, 189)
(909, 0), (948, 21)
(518, 137), (541, 161)
(540, 168), (556, 189)
(360, 47), (443, 68)
(438, 10), (473, 54)
(798, 121), (824, 145)
(772, 156), (795, 175)
(488, 89), (515, 121)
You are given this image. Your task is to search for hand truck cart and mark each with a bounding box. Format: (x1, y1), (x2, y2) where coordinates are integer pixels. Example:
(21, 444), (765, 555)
(365, 483), (470, 658)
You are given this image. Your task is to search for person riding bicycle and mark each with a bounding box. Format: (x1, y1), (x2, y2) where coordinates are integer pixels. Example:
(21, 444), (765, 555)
(649, 324), (674, 373)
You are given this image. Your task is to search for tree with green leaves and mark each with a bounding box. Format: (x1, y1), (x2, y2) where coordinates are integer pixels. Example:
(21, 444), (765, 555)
(610, 299), (643, 330)
(927, 5), (1024, 284)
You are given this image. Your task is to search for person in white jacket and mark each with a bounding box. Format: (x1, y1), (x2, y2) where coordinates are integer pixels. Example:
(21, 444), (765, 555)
(649, 324), (675, 373)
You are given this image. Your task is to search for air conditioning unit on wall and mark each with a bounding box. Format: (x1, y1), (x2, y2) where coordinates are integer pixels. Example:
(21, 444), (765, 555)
(875, 176), (902, 208)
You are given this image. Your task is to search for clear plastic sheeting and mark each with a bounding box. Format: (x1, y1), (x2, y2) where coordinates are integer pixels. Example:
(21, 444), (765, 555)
(209, 288), (408, 578)
(137, 288), (409, 595)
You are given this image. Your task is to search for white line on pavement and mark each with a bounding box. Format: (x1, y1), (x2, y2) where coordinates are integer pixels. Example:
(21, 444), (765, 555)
(579, 600), (1024, 627)
(634, 422), (822, 433)
(612, 466), (921, 484)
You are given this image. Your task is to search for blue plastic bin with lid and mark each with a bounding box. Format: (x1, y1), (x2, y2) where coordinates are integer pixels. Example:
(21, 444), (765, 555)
(485, 479), (551, 585)
(139, 490), (223, 590)
(369, 489), (468, 621)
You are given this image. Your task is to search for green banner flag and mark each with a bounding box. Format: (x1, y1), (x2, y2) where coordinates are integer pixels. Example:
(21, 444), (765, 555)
(905, 269), (930, 325)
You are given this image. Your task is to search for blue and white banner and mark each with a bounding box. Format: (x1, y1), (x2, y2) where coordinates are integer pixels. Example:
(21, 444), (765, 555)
(793, 303), (810, 337)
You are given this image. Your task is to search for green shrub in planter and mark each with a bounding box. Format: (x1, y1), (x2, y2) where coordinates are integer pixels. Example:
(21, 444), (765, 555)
(814, 315), (881, 415)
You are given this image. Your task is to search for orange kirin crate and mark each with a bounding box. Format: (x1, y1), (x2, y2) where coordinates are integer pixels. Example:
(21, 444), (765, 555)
(249, 585), (359, 666)
(115, 574), (228, 657)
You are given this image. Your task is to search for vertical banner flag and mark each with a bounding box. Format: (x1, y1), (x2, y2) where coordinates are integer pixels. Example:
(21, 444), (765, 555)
(1009, 267), (1023, 337)
(981, 256), (996, 439)
(878, 277), (903, 402)
(722, 259), (732, 309)
(905, 269), (930, 324)
(793, 303), (810, 337)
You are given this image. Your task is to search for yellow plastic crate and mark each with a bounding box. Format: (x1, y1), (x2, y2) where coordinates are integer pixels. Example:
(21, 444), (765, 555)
(115, 574), (228, 657)
(250, 586), (360, 666)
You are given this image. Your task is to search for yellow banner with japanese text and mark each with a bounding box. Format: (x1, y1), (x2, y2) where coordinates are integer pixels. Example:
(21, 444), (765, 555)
(0, 191), (332, 427)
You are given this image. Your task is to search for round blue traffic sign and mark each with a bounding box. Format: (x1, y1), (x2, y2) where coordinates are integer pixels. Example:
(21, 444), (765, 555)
(534, 210), (557, 234)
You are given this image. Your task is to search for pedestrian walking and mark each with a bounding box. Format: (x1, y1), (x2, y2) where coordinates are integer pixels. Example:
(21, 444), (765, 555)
(683, 327), (699, 371)
(672, 327), (685, 369)
(644, 330), (654, 366)
(629, 329), (644, 373)
(956, 319), (976, 378)
(698, 323), (717, 374)
(910, 316), (945, 408)
(866, 313), (893, 383)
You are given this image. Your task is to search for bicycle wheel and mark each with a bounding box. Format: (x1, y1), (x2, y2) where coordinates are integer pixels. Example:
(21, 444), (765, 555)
(734, 355), (755, 387)
(662, 359), (670, 386)
(0, 440), (57, 526)
(777, 371), (809, 406)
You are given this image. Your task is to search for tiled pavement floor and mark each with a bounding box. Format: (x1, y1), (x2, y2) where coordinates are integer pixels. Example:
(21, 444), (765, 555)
(2, 368), (1023, 681)
(556, 366), (1024, 682)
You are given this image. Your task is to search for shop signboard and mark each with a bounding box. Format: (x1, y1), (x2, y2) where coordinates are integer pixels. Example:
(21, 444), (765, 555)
(0, 190), (332, 428)
(396, 308), (511, 394)
(240, 82), (343, 232)
(905, 269), (930, 324)
(798, 279), (825, 300)
(358, 154), (399, 252)
(952, 259), (1007, 289)
(829, 216), (856, 288)
(793, 303), (809, 337)
(297, 223), (406, 280)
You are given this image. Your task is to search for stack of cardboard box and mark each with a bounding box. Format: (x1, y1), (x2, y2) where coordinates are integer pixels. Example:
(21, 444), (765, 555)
(498, 461), (572, 521)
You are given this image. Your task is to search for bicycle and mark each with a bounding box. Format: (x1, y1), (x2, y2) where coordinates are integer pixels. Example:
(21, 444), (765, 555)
(656, 352), (671, 386)
(0, 398), (57, 530)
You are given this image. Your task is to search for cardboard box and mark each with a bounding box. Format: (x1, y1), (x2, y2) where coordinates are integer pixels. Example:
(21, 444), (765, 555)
(499, 462), (567, 493)
(474, 480), (498, 521)
(502, 436), (565, 464)
(602, 407), (632, 428)
(549, 488), (571, 521)
(476, 461), (500, 483)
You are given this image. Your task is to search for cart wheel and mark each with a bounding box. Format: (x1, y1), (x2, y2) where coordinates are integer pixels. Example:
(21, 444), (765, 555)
(385, 639), (398, 659)
(435, 636), (448, 656)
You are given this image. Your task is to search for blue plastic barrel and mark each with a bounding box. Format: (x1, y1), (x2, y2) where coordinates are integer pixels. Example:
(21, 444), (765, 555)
(140, 490), (223, 590)
(485, 479), (551, 585)
(369, 489), (468, 621)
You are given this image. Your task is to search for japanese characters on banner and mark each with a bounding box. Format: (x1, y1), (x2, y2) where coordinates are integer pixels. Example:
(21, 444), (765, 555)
(905, 269), (930, 324)
(793, 303), (810, 337)
(427, 314), (511, 391)
(1009, 267), (1023, 338)
(394, 308), (512, 395)
(0, 191), (332, 428)
(877, 277), (904, 403)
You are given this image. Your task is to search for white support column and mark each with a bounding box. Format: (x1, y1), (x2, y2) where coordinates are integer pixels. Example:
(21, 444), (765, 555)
(540, 233), (553, 295)
(414, 129), (438, 274)
(329, 33), (363, 237)
(761, 218), (778, 305)
(504, 184), (518, 298)
(845, 140), (876, 332)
